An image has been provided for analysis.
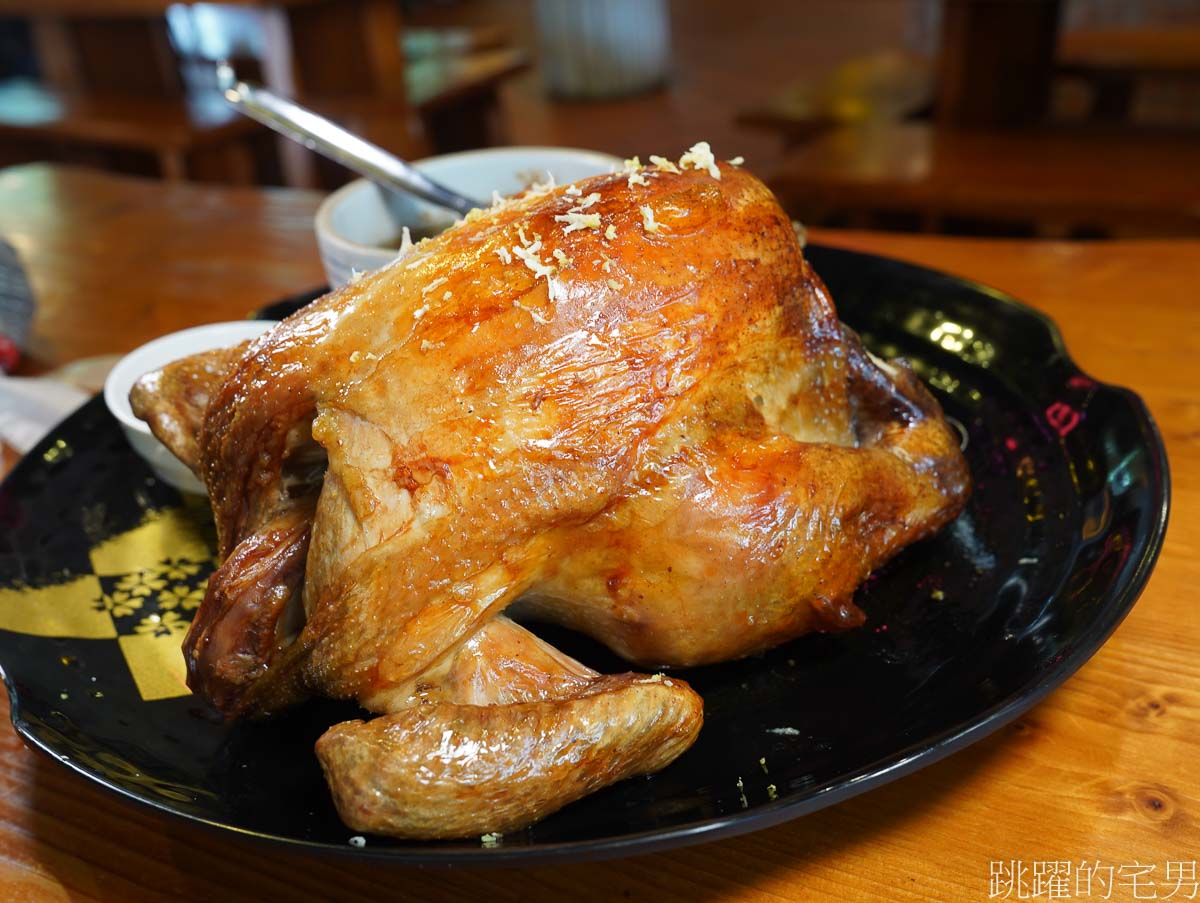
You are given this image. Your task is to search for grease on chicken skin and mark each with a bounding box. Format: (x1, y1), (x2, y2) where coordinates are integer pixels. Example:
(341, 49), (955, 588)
(131, 160), (969, 839)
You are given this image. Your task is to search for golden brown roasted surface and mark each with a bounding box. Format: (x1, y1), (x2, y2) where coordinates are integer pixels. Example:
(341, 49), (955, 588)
(130, 157), (970, 839)
(128, 341), (249, 473)
(315, 616), (702, 838)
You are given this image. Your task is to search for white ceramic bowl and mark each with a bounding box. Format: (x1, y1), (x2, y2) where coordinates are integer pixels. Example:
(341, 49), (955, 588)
(314, 146), (621, 288)
(103, 321), (276, 495)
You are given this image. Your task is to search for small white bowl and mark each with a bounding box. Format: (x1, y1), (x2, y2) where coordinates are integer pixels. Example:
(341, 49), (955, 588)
(104, 321), (276, 495)
(314, 146), (621, 288)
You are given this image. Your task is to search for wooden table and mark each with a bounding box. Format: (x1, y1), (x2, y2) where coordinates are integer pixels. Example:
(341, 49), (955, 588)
(1059, 26), (1200, 77)
(0, 164), (1197, 901)
(768, 122), (1200, 237)
(1057, 26), (1200, 123)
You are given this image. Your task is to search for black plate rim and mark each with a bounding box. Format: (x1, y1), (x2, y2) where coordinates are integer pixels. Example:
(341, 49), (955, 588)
(0, 244), (1172, 865)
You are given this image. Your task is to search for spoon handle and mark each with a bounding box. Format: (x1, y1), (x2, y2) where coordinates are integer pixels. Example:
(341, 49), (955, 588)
(216, 62), (481, 217)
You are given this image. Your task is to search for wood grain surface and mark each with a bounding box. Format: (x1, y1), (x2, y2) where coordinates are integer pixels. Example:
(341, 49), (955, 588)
(768, 122), (1200, 236)
(0, 164), (1196, 902)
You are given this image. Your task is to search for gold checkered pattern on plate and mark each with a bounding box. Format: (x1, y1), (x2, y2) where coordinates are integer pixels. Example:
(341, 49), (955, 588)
(0, 503), (218, 701)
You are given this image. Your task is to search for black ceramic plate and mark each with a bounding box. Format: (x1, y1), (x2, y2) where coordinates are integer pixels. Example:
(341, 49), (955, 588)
(0, 246), (1169, 864)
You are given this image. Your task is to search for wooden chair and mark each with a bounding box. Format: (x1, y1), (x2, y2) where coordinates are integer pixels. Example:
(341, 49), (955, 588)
(0, 0), (420, 187)
(0, 79), (272, 182)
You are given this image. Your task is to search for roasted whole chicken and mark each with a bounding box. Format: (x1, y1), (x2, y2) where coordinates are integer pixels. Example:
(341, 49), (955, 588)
(131, 148), (970, 840)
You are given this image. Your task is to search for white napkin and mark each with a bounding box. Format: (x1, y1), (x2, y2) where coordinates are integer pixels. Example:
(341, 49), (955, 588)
(0, 374), (89, 455)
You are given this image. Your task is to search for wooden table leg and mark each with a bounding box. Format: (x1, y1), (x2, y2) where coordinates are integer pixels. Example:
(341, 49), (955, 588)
(1088, 71), (1137, 121)
(157, 148), (186, 182)
(421, 89), (503, 153)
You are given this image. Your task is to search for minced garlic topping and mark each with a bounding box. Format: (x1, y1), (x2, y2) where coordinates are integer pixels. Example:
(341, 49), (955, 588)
(512, 231), (555, 279)
(513, 244), (554, 279)
(622, 156), (648, 188)
(729, 155), (745, 166)
(470, 146), (739, 309)
(526, 174), (556, 197)
(640, 205), (665, 233)
(792, 219), (808, 248)
(513, 299), (549, 325)
(649, 155), (680, 174)
(396, 225), (414, 257)
(422, 276), (448, 294)
(413, 303), (430, 320)
(554, 211), (602, 233)
(680, 141), (720, 179)
(569, 192), (601, 211)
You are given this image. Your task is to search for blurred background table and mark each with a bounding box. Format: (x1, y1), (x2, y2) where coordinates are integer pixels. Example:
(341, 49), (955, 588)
(0, 163), (1197, 902)
(3, 0), (1200, 240)
(767, 122), (1200, 237)
(1057, 25), (1200, 123)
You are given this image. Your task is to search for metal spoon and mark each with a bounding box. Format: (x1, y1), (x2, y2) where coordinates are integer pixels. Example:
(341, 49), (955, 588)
(215, 61), (482, 216)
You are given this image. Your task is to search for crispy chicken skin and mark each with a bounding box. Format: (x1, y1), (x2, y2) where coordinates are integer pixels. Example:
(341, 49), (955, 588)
(130, 158), (970, 839)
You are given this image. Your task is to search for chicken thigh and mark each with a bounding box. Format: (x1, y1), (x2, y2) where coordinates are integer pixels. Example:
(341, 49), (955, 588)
(132, 153), (970, 838)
